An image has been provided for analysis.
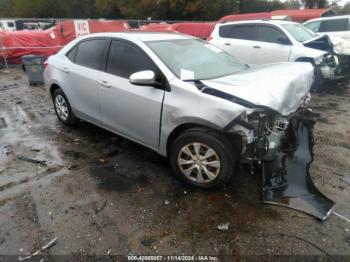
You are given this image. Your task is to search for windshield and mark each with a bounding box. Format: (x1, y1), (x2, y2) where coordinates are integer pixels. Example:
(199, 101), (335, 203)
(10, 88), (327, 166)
(147, 39), (247, 81)
(282, 24), (317, 42)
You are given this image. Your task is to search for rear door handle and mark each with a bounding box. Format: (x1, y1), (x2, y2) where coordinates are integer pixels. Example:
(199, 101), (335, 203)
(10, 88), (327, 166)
(60, 67), (70, 73)
(98, 80), (111, 88)
(225, 43), (231, 46)
(253, 45), (261, 49)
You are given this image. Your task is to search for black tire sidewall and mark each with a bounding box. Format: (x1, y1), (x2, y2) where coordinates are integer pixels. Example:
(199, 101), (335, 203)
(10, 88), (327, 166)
(169, 128), (235, 188)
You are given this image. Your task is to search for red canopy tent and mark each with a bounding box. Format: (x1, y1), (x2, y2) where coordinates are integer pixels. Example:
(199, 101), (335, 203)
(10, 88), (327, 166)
(139, 22), (215, 39)
(218, 12), (272, 22)
(271, 9), (334, 22)
(0, 20), (131, 64)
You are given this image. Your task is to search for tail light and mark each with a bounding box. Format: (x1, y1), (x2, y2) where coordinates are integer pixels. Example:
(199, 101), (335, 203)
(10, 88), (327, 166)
(43, 60), (48, 69)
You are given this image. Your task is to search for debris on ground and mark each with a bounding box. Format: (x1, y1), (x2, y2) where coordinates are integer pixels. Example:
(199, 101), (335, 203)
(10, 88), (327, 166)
(18, 237), (57, 261)
(346, 235), (350, 245)
(165, 200), (170, 205)
(334, 212), (350, 224)
(95, 201), (107, 214)
(342, 176), (350, 186)
(140, 236), (156, 247)
(217, 223), (230, 231)
(17, 155), (47, 166)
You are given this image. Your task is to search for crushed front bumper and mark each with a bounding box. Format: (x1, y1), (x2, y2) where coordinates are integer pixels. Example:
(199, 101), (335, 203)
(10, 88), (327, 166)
(261, 117), (335, 220)
(240, 111), (335, 220)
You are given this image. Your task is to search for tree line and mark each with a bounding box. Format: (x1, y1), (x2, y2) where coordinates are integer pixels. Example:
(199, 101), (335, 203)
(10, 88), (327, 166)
(0, 0), (333, 20)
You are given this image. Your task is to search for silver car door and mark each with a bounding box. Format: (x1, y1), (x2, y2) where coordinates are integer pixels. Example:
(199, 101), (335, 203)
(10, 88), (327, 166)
(251, 25), (292, 64)
(99, 39), (165, 149)
(64, 38), (108, 123)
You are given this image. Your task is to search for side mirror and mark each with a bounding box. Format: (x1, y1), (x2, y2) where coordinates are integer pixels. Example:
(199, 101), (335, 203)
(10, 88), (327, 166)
(278, 36), (291, 45)
(129, 70), (158, 87)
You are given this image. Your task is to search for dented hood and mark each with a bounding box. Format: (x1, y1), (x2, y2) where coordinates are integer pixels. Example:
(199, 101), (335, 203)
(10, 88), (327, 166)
(303, 34), (350, 55)
(201, 62), (314, 116)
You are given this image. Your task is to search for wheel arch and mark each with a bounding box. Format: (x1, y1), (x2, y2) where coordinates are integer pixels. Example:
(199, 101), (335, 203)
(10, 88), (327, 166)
(50, 83), (62, 98)
(165, 123), (244, 157)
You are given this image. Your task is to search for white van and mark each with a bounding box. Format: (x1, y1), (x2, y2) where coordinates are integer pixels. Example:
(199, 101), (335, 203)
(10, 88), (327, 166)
(0, 20), (16, 31)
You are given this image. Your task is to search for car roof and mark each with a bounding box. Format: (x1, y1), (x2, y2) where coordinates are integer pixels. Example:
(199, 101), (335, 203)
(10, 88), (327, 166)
(218, 19), (298, 26)
(305, 15), (350, 23)
(79, 32), (194, 42)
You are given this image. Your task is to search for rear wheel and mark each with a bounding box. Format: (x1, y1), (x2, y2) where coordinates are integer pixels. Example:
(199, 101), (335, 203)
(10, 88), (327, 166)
(52, 88), (78, 125)
(169, 128), (235, 188)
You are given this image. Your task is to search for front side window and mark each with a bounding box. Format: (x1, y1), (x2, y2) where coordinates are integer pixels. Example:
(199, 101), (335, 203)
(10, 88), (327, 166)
(257, 25), (290, 44)
(219, 24), (257, 40)
(282, 24), (316, 42)
(319, 19), (349, 32)
(147, 39), (247, 81)
(7, 22), (14, 27)
(304, 21), (321, 32)
(106, 41), (157, 78)
(75, 39), (107, 70)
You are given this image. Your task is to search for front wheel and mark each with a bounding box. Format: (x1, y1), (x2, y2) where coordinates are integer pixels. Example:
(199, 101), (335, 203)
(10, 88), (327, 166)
(169, 128), (235, 188)
(52, 88), (78, 125)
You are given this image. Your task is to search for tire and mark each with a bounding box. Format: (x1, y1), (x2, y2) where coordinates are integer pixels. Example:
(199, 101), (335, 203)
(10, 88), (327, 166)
(169, 128), (235, 188)
(52, 88), (78, 125)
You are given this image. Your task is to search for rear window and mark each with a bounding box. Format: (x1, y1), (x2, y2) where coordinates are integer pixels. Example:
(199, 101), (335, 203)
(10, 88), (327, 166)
(319, 18), (349, 32)
(75, 39), (107, 70)
(219, 24), (256, 40)
(66, 46), (78, 62)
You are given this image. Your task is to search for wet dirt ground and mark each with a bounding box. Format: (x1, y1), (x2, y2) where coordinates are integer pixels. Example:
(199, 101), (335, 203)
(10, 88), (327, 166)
(0, 67), (349, 261)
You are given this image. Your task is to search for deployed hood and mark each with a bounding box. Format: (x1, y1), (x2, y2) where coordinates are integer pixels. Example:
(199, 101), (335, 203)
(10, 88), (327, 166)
(201, 62), (314, 116)
(303, 34), (350, 55)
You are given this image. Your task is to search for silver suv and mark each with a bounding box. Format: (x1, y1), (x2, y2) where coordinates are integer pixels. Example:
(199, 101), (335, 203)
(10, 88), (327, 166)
(44, 32), (313, 189)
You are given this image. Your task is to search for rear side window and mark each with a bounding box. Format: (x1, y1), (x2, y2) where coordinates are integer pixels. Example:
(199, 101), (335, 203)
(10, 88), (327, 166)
(319, 19), (349, 32)
(219, 24), (257, 40)
(75, 39), (107, 70)
(106, 40), (157, 78)
(66, 46), (78, 62)
(257, 25), (289, 44)
(304, 21), (321, 32)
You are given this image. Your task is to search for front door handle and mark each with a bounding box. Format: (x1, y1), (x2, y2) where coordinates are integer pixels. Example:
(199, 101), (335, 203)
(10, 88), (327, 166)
(253, 45), (261, 49)
(225, 43), (231, 46)
(98, 80), (111, 88)
(60, 67), (70, 73)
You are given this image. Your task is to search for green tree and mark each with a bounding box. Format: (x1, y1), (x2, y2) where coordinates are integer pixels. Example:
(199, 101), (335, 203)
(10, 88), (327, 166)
(302, 0), (328, 8)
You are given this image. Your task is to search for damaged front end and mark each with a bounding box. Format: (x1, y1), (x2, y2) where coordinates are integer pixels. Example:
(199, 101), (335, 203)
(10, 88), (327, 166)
(230, 102), (335, 220)
(304, 35), (350, 82)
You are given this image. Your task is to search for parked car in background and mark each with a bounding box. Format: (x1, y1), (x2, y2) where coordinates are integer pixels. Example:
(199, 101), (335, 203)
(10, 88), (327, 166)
(0, 19), (16, 31)
(304, 15), (350, 40)
(209, 20), (350, 84)
(44, 32), (314, 189)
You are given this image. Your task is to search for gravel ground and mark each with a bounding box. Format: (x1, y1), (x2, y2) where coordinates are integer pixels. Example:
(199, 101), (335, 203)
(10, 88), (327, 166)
(0, 67), (349, 261)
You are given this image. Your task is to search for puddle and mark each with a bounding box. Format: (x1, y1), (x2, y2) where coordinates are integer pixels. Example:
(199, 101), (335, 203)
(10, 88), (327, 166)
(0, 83), (19, 91)
(90, 165), (148, 192)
